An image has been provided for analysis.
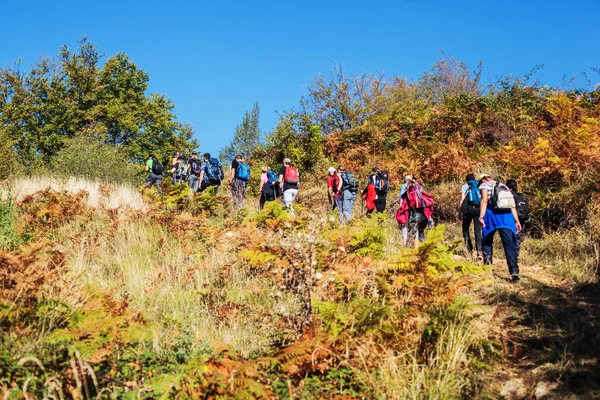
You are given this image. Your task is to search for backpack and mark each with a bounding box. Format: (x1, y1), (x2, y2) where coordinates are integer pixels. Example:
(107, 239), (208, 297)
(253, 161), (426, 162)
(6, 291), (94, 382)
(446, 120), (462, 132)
(237, 162), (250, 181)
(206, 158), (223, 183)
(284, 166), (299, 184)
(151, 157), (164, 175)
(175, 161), (189, 183)
(406, 183), (425, 210)
(512, 191), (530, 221)
(491, 183), (516, 210)
(466, 179), (481, 206)
(375, 171), (390, 196)
(267, 170), (279, 186)
(189, 159), (201, 176)
(341, 171), (359, 192)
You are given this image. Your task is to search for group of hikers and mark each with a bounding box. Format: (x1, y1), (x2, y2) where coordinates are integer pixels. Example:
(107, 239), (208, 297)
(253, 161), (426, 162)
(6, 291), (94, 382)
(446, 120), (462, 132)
(144, 153), (529, 281)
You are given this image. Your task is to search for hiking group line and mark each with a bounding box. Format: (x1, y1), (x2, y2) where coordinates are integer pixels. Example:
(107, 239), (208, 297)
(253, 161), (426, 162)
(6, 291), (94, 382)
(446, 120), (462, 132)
(143, 153), (529, 281)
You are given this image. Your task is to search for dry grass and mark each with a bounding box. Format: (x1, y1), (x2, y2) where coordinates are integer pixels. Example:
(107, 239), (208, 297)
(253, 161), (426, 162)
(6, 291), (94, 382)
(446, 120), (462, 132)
(3, 176), (146, 210)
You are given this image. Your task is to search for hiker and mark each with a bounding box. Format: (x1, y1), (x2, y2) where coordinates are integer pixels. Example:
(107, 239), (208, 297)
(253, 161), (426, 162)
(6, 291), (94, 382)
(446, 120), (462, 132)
(171, 151), (181, 184)
(397, 175), (413, 245)
(362, 168), (379, 216)
(338, 166), (359, 224)
(363, 168), (388, 216)
(198, 153), (223, 195)
(278, 158), (299, 215)
(327, 167), (344, 223)
(327, 167), (339, 211)
(478, 174), (522, 281)
(144, 153), (163, 194)
(171, 155), (188, 184)
(258, 166), (280, 209)
(506, 179), (530, 258)
(396, 176), (434, 244)
(460, 173), (483, 259)
(188, 152), (201, 193)
(229, 154), (250, 209)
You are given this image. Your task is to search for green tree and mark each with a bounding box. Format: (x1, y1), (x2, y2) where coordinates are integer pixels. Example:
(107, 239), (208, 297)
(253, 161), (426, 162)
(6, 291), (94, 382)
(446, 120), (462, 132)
(0, 37), (197, 168)
(220, 102), (261, 163)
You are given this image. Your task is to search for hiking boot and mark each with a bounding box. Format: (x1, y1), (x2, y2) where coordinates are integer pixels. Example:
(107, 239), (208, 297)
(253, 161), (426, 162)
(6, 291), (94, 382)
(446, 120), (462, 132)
(511, 273), (520, 282)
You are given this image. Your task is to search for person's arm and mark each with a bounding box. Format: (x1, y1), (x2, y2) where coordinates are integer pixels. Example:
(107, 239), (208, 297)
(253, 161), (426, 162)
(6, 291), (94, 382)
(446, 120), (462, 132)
(229, 164), (235, 183)
(199, 169), (205, 183)
(479, 188), (488, 227)
(336, 173), (343, 193)
(145, 160), (150, 172)
(511, 208), (522, 233)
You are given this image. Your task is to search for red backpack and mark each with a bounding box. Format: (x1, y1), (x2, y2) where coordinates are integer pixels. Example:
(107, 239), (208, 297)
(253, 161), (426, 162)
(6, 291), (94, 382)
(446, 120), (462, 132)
(406, 184), (425, 209)
(284, 167), (299, 184)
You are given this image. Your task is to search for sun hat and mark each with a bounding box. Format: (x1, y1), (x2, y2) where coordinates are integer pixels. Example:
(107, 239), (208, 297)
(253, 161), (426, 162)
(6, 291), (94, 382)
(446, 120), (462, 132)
(477, 173), (491, 181)
(404, 175), (413, 182)
(283, 158), (291, 164)
(328, 167), (336, 174)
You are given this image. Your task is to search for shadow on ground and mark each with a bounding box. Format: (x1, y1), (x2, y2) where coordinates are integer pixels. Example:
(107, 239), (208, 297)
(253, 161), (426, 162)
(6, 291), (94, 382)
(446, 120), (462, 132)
(483, 272), (600, 398)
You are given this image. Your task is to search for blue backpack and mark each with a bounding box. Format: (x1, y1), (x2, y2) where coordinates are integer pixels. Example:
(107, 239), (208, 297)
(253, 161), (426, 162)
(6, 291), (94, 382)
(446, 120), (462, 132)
(206, 158), (223, 183)
(466, 179), (481, 206)
(237, 162), (250, 181)
(267, 170), (279, 187)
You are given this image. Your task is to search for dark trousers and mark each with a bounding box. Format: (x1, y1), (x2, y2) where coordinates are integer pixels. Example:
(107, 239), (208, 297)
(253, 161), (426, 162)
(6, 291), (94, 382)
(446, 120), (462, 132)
(408, 209), (428, 243)
(367, 197), (387, 216)
(483, 228), (519, 275)
(462, 213), (482, 253)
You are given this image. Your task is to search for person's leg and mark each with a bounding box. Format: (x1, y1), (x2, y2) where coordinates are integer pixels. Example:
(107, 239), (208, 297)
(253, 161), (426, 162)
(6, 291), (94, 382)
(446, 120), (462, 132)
(473, 213), (483, 255)
(515, 230), (525, 259)
(417, 212), (428, 242)
(462, 214), (474, 253)
(335, 196), (344, 225)
(498, 228), (519, 277)
(401, 224), (408, 246)
(213, 184), (220, 196)
(482, 230), (495, 265)
(376, 197), (387, 213)
(342, 190), (356, 222)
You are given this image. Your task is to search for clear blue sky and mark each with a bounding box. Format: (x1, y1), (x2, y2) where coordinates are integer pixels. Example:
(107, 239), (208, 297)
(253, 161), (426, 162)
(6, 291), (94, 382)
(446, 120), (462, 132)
(2, 0), (599, 154)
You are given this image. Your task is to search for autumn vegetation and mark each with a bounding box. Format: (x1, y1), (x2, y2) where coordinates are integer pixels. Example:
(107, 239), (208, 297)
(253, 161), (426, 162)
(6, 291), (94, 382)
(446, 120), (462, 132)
(0, 39), (599, 398)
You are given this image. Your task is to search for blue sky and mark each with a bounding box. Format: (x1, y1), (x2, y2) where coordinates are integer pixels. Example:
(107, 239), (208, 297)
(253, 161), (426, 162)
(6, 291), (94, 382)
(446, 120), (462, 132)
(2, 0), (599, 154)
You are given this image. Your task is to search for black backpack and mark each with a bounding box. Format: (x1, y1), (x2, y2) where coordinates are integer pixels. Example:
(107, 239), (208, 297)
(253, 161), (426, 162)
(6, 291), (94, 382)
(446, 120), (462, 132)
(151, 157), (164, 175)
(376, 171), (390, 196)
(512, 191), (530, 221)
(189, 159), (201, 176)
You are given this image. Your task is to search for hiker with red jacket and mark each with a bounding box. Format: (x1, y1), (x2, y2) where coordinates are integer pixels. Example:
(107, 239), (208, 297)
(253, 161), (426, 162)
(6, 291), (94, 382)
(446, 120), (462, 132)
(278, 158), (299, 215)
(396, 176), (434, 244)
(362, 168), (389, 216)
(327, 167), (344, 224)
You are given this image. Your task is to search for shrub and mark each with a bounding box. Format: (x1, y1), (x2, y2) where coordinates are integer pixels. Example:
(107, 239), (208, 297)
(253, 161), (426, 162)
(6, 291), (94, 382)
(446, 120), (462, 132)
(0, 194), (20, 250)
(50, 136), (143, 185)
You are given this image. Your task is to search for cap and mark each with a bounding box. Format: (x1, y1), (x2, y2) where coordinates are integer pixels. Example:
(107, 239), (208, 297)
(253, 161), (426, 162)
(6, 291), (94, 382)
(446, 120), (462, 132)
(404, 175), (413, 182)
(283, 158), (291, 164)
(477, 173), (491, 181)
(328, 167), (336, 174)
(371, 167), (380, 172)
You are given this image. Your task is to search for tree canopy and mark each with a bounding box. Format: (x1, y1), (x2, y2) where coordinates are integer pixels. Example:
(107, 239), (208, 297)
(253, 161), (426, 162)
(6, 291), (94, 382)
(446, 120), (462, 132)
(0, 37), (197, 167)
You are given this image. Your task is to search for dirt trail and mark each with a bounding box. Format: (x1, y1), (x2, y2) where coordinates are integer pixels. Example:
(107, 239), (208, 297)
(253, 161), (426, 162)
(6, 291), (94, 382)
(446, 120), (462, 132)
(466, 259), (600, 399)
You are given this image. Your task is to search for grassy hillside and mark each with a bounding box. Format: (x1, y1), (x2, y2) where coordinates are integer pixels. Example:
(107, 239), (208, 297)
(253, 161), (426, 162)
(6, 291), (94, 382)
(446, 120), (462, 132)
(1, 177), (598, 399)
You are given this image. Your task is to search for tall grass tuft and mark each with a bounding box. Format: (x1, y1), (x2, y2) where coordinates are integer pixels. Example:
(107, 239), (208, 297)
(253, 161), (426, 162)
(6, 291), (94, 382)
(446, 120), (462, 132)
(0, 192), (20, 250)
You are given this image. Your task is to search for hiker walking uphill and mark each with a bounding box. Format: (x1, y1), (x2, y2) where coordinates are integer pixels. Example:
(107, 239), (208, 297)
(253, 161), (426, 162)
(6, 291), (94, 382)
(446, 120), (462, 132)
(327, 167), (344, 223)
(229, 154), (250, 209)
(478, 174), (522, 281)
(327, 167), (339, 211)
(339, 166), (359, 224)
(506, 179), (530, 258)
(258, 166), (280, 210)
(171, 155), (189, 184)
(198, 153), (224, 195)
(278, 158), (299, 215)
(398, 175), (415, 245)
(363, 168), (390, 216)
(171, 151), (181, 184)
(144, 153), (164, 194)
(396, 176), (435, 245)
(188, 152), (201, 193)
(460, 173), (483, 259)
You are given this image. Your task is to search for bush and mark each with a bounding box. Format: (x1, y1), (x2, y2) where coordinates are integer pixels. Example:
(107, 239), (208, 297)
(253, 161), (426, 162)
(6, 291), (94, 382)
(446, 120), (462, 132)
(0, 194), (20, 250)
(50, 136), (143, 185)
